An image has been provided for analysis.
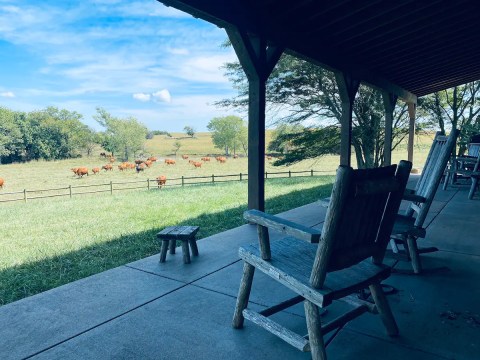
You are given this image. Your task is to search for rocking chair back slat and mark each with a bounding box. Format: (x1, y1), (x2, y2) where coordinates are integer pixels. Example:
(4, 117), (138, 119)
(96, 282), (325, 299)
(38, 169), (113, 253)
(407, 129), (459, 226)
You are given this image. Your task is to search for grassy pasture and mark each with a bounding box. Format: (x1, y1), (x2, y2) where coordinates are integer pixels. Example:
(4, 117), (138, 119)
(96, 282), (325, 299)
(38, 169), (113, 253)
(0, 176), (334, 305)
(0, 131), (433, 194)
(0, 130), (435, 305)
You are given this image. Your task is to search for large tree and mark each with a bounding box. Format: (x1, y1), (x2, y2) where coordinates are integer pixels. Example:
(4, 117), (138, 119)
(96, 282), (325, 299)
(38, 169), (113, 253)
(218, 53), (412, 168)
(418, 82), (480, 155)
(207, 115), (247, 156)
(0, 107), (23, 164)
(94, 108), (148, 160)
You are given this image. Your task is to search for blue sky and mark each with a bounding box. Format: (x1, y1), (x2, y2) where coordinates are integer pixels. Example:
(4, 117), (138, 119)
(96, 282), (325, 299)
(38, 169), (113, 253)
(0, 0), (241, 132)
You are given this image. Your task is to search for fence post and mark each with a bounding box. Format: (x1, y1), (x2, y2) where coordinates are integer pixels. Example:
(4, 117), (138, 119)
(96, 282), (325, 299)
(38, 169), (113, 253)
(212, 174), (215, 183)
(110, 181), (113, 195)
(289, 170), (291, 178)
(265, 171), (268, 179)
(69, 185), (72, 198)
(182, 176), (184, 186)
(311, 169), (314, 176)
(239, 173), (242, 181)
(24, 189), (27, 203)
(147, 178), (150, 190)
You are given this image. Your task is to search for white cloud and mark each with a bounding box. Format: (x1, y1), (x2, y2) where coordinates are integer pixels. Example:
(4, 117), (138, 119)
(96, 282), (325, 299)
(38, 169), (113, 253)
(152, 89), (171, 103)
(132, 93), (151, 102)
(0, 91), (15, 98)
(168, 47), (189, 55)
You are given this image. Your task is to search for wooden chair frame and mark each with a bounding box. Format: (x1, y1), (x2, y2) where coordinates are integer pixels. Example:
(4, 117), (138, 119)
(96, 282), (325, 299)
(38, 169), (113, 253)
(443, 141), (480, 199)
(390, 129), (459, 273)
(233, 161), (411, 360)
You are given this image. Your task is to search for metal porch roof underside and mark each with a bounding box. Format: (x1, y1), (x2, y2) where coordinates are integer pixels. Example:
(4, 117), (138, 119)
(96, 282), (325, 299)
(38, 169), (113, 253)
(158, 0), (480, 101)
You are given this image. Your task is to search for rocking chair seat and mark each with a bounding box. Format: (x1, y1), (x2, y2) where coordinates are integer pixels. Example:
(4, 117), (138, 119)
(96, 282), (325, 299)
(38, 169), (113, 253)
(239, 236), (391, 308)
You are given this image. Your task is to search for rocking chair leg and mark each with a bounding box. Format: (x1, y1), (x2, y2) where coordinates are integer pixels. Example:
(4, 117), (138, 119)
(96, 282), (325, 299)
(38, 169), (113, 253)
(232, 262), (255, 329)
(304, 300), (327, 360)
(406, 236), (422, 274)
(369, 282), (399, 337)
(468, 177), (479, 200)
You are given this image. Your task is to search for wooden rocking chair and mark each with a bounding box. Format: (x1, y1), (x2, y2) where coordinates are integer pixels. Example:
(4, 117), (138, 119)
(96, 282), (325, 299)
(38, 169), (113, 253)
(232, 161), (411, 360)
(391, 129), (459, 273)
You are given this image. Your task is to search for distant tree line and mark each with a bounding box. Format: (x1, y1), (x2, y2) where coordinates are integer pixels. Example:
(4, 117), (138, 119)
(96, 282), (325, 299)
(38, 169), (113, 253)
(0, 106), (150, 164)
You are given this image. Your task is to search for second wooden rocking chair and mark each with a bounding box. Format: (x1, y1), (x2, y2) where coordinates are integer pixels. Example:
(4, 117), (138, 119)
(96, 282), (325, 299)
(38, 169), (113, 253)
(232, 161), (411, 359)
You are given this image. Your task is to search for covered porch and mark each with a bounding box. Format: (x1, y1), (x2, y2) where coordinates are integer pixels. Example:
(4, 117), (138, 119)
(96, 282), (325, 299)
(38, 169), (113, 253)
(0, 183), (478, 359)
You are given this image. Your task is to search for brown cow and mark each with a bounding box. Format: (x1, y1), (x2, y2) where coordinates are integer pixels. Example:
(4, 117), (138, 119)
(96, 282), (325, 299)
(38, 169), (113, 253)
(201, 157), (211, 162)
(233, 154), (239, 159)
(147, 156), (157, 162)
(182, 155), (189, 160)
(102, 164), (113, 171)
(165, 159), (176, 165)
(145, 160), (153, 167)
(0, 177), (4, 189)
(92, 167), (100, 175)
(192, 161), (202, 168)
(109, 156), (116, 163)
(71, 167), (79, 176)
(217, 156), (227, 163)
(75, 167), (89, 177)
(156, 175), (167, 188)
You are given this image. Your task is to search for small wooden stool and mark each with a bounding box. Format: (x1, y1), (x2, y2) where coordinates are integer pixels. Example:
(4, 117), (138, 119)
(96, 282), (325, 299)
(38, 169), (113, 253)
(157, 226), (200, 264)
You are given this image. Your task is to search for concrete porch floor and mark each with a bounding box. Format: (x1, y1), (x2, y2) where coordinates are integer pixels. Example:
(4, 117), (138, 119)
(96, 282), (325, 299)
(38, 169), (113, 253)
(0, 182), (478, 359)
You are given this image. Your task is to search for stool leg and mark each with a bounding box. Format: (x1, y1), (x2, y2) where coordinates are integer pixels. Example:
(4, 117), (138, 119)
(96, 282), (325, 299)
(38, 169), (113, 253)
(159, 240), (169, 263)
(169, 239), (176, 254)
(189, 238), (199, 256)
(182, 240), (191, 264)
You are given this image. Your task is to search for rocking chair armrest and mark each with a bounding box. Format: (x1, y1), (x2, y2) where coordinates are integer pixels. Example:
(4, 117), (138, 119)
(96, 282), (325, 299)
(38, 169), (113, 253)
(402, 189), (426, 203)
(244, 209), (321, 243)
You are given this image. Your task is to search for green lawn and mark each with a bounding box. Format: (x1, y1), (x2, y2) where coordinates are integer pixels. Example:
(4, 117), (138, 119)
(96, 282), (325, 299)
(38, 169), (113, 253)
(0, 176), (334, 306)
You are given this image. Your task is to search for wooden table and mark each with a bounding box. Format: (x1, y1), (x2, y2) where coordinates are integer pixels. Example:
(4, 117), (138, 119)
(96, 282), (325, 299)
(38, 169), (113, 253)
(157, 226), (200, 264)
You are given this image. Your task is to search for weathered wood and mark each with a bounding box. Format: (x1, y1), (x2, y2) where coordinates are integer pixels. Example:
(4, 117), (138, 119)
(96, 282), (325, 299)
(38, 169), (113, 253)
(259, 295), (305, 317)
(244, 210), (321, 243)
(226, 28), (283, 212)
(232, 262), (255, 329)
(407, 102), (416, 163)
(321, 303), (369, 334)
(257, 225), (271, 260)
(159, 240), (169, 263)
(311, 166), (352, 287)
(369, 282), (399, 336)
(335, 73), (360, 167)
(157, 225), (200, 264)
(243, 309), (310, 352)
(181, 240), (191, 264)
(169, 239), (176, 255)
(233, 164), (408, 357)
(382, 92), (397, 166)
(406, 235), (422, 274)
(304, 301), (326, 359)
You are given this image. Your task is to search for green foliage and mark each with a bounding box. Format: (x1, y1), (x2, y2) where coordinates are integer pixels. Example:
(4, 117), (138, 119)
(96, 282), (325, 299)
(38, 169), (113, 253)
(207, 115), (247, 155)
(418, 82), (480, 155)
(218, 53), (412, 168)
(94, 108), (148, 160)
(184, 126), (196, 138)
(151, 130), (172, 137)
(273, 126), (341, 166)
(268, 123), (304, 154)
(172, 140), (182, 155)
(0, 106), (97, 163)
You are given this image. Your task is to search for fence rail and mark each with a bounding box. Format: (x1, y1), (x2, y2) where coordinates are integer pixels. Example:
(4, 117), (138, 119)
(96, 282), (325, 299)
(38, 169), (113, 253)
(0, 170), (332, 204)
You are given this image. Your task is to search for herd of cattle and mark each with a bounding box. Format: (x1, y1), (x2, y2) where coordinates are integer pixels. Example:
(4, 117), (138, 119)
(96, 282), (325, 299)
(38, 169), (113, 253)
(0, 154), (277, 191)
(66, 154), (234, 188)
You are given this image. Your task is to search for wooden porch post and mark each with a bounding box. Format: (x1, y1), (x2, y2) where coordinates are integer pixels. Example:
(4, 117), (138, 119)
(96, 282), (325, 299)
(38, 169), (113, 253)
(335, 72), (360, 167)
(226, 28), (283, 211)
(407, 103), (416, 164)
(382, 93), (398, 166)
